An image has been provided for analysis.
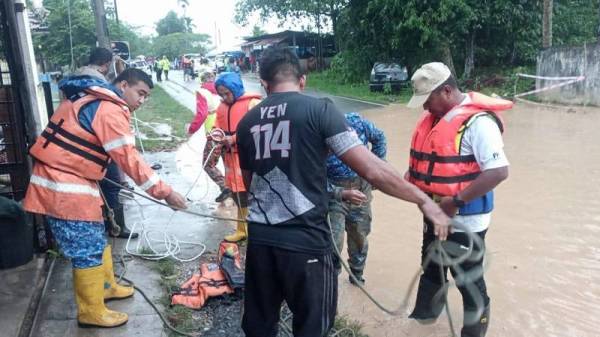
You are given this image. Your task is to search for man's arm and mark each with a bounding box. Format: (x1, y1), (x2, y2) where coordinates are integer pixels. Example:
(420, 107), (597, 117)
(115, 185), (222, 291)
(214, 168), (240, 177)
(93, 103), (186, 209)
(339, 145), (450, 239)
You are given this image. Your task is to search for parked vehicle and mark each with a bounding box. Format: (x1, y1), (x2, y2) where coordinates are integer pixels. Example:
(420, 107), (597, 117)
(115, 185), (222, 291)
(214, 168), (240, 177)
(369, 62), (409, 93)
(128, 60), (152, 74)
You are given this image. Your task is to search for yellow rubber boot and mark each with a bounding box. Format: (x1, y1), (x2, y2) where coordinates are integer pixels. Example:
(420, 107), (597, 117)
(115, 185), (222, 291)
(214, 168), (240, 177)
(224, 207), (248, 242)
(102, 245), (134, 301)
(73, 266), (129, 328)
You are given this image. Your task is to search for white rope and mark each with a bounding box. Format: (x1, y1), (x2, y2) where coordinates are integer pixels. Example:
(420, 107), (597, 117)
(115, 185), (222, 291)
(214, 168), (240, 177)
(121, 129), (222, 262)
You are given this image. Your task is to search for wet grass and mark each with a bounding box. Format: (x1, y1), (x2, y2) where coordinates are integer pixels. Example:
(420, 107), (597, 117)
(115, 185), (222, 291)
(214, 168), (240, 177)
(148, 257), (197, 337)
(332, 316), (369, 337)
(306, 71), (412, 105)
(134, 85), (192, 152)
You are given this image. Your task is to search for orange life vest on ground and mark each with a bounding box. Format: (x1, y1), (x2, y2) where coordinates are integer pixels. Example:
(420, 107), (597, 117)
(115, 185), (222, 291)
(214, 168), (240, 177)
(171, 263), (234, 309)
(409, 92), (512, 213)
(215, 94), (261, 192)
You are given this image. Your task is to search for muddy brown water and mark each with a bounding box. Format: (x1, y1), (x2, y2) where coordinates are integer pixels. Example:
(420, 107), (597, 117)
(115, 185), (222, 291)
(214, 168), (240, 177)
(336, 102), (600, 337)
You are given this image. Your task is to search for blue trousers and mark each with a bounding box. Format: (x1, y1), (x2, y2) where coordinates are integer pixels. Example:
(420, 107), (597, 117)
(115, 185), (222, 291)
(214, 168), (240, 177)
(99, 161), (122, 208)
(47, 217), (106, 269)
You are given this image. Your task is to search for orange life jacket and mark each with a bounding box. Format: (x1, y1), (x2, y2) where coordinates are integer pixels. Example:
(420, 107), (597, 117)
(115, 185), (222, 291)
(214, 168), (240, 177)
(23, 82), (173, 222)
(408, 92), (512, 214)
(171, 263), (234, 310)
(29, 93), (124, 180)
(215, 94), (261, 192)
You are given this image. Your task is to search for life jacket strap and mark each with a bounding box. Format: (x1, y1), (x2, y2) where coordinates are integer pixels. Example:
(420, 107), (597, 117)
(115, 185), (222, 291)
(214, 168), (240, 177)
(410, 149), (476, 164)
(409, 169), (480, 184)
(40, 119), (110, 172)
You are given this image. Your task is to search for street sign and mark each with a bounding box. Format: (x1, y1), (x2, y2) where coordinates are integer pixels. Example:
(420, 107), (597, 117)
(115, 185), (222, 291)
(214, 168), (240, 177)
(111, 41), (130, 61)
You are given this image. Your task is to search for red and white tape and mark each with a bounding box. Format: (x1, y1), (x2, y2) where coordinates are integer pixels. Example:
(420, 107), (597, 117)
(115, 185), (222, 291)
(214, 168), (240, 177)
(514, 75), (585, 98)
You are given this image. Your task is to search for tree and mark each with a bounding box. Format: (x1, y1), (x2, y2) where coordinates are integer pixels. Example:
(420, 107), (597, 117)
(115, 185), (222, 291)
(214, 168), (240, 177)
(152, 32), (211, 59)
(37, 0), (97, 68)
(156, 11), (188, 36)
(252, 25), (267, 37)
(543, 0), (553, 48)
(235, 0), (349, 42)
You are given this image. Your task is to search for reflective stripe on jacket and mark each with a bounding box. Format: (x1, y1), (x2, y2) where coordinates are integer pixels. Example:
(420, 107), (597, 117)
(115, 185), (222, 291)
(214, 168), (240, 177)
(408, 92), (512, 215)
(23, 80), (172, 221)
(215, 94), (261, 192)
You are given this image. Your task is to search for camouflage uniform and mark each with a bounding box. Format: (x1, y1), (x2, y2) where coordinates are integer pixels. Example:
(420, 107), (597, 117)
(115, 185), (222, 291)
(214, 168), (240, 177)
(46, 217), (106, 268)
(327, 112), (386, 280)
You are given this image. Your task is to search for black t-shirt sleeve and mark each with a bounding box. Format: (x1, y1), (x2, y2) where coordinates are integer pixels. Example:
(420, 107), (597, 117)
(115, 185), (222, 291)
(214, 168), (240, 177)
(317, 101), (361, 156)
(317, 101), (349, 138)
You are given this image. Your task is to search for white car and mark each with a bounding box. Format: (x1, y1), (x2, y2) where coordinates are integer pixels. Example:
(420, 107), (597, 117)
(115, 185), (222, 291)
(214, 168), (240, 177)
(128, 60), (152, 74)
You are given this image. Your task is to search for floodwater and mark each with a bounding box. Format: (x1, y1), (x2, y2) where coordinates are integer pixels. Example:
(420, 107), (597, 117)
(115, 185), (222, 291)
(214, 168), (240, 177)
(336, 102), (600, 337)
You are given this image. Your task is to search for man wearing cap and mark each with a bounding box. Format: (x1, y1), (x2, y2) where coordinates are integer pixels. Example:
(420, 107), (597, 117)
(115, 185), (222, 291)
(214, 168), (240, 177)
(406, 62), (511, 337)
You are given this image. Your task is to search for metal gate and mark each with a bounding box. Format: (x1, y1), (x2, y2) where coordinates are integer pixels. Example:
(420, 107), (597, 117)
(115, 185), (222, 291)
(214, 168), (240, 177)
(0, 4), (31, 200)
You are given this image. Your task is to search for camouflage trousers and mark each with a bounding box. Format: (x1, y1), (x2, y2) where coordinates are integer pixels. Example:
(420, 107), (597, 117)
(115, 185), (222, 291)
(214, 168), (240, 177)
(47, 217), (106, 269)
(328, 177), (372, 277)
(203, 139), (225, 190)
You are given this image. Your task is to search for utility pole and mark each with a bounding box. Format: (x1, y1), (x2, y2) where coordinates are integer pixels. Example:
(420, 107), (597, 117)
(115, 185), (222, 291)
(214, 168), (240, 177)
(113, 0), (120, 33)
(91, 0), (110, 48)
(542, 0), (553, 48)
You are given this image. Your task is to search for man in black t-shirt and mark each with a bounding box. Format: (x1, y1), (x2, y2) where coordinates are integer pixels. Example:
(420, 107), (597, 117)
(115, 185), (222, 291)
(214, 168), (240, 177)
(236, 47), (450, 337)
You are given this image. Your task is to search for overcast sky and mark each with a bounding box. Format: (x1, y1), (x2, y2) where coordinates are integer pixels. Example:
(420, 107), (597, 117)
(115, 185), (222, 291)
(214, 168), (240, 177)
(115, 0), (300, 51)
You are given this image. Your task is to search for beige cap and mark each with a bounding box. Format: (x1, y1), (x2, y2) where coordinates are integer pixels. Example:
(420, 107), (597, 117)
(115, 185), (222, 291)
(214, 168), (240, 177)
(406, 62), (451, 108)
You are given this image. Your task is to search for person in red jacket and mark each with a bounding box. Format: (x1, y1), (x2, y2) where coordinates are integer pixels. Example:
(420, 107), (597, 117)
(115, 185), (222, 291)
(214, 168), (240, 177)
(214, 72), (261, 242)
(23, 69), (187, 329)
(187, 72), (232, 202)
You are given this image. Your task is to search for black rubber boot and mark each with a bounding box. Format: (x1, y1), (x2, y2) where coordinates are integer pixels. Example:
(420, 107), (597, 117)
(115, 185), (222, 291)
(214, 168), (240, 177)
(408, 276), (445, 323)
(215, 188), (233, 203)
(108, 205), (138, 239)
(461, 304), (490, 337)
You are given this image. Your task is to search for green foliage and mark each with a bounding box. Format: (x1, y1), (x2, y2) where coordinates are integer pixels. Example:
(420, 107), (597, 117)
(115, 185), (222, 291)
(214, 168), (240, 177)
(133, 85), (192, 152)
(38, 0), (97, 68)
(251, 25), (267, 37)
(554, 0), (600, 46)
(156, 11), (188, 36)
(307, 71), (411, 104)
(152, 32), (211, 60)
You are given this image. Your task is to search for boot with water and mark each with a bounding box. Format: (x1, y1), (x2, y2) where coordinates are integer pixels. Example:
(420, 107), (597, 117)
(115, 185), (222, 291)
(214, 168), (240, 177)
(224, 207), (248, 242)
(102, 245), (134, 301)
(73, 266), (128, 328)
(408, 276), (446, 324)
(461, 304), (490, 337)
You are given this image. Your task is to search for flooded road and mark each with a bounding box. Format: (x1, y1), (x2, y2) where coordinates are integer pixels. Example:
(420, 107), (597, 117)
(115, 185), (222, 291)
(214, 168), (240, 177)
(335, 102), (600, 337)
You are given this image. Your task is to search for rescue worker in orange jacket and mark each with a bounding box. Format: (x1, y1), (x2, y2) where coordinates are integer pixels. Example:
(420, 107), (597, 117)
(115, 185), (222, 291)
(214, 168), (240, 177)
(23, 69), (187, 329)
(406, 63), (511, 337)
(214, 72), (261, 242)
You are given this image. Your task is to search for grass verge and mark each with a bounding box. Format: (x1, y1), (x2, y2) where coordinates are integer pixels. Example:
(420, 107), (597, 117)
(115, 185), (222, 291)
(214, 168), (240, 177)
(306, 71), (411, 105)
(149, 257), (196, 337)
(332, 315), (369, 337)
(134, 85), (193, 152)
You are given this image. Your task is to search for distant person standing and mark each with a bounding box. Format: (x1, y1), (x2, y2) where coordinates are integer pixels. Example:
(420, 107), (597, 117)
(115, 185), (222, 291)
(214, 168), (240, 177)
(154, 60), (163, 82)
(160, 56), (171, 81)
